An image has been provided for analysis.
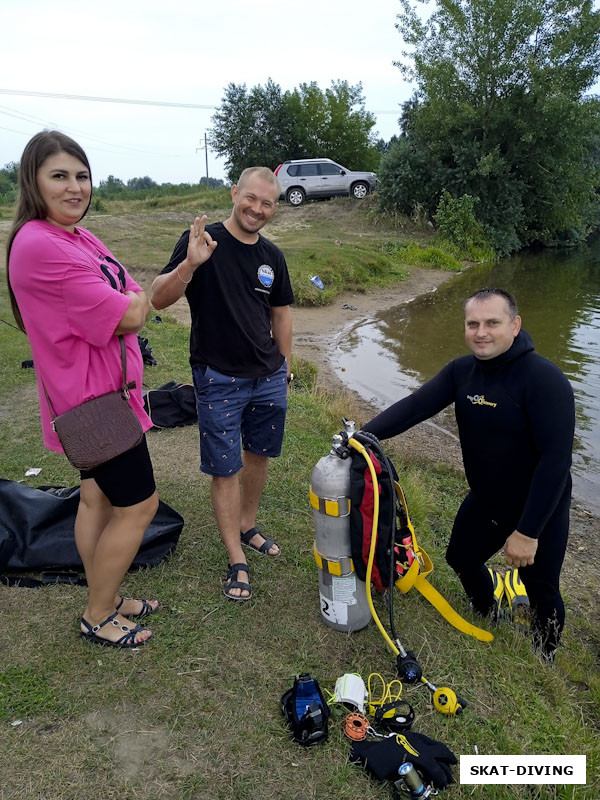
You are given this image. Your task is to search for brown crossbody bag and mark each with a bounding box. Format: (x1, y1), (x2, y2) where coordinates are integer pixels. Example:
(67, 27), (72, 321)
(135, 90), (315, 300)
(43, 336), (143, 471)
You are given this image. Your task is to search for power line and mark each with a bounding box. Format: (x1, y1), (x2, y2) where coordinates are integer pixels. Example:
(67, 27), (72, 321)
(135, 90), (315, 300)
(0, 89), (215, 110)
(0, 88), (401, 114)
(0, 104), (188, 158)
(0, 123), (32, 136)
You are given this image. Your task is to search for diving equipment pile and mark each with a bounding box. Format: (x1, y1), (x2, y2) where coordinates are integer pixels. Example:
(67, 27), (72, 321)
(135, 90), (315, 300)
(323, 668), (457, 794)
(310, 420), (491, 715)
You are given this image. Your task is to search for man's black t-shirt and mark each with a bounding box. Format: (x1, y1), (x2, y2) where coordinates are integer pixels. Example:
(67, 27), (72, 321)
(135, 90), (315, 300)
(160, 222), (294, 378)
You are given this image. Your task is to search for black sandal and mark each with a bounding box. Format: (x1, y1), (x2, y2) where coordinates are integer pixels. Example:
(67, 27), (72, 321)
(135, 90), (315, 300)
(116, 596), (158, 619)
(80, 612), (150, 648)
(240, 526), (280, 557)
(223, 562), (252, 601)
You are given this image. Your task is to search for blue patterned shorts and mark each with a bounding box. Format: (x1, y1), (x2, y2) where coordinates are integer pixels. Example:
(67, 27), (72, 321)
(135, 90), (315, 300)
(192, 362), (288, 477)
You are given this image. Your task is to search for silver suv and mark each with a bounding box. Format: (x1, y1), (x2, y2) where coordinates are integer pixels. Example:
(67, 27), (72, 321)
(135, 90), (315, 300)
(275, 158), (377, 206)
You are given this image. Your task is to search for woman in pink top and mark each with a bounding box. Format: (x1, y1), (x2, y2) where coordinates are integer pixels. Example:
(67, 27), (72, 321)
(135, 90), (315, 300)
(7, 131), (159, 648)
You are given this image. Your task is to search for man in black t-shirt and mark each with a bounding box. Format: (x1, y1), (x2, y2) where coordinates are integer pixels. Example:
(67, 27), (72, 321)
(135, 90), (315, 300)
(363, 289), (574, 660)
(151, 167), (294, 602)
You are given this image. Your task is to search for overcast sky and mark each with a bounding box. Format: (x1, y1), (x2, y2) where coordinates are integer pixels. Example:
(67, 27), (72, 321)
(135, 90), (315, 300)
(0, 0), (413, 185)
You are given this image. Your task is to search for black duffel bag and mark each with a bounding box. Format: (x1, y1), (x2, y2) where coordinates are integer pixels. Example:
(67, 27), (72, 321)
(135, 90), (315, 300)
(0, 479), (183, 583)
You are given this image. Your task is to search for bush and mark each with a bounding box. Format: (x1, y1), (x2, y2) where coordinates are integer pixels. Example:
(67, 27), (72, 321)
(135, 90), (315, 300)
(434, 190), (493, 255)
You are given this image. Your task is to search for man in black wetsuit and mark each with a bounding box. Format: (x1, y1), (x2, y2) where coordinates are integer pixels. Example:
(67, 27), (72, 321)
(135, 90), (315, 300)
(151, 168), (294, 602)
(363, 288), (574, 660)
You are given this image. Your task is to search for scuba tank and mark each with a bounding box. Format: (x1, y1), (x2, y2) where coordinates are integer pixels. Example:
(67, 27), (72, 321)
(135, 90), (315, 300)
(310, 419), (371, 632)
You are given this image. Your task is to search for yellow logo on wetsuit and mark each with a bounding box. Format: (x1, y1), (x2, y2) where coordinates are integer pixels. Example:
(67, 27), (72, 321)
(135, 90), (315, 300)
(396, 734), (420, 756)
(467, 394), (497, 408)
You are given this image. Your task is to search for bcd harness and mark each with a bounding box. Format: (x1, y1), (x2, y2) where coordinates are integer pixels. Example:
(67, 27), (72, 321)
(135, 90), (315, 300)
(310, 438), (493, 643)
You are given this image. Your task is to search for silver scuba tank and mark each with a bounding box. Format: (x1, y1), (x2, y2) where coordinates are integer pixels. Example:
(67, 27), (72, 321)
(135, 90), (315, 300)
(310, 420), (372, 632)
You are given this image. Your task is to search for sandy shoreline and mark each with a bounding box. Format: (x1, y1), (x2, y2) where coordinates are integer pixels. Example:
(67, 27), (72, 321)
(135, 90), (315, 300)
(291, 266), (464, 466)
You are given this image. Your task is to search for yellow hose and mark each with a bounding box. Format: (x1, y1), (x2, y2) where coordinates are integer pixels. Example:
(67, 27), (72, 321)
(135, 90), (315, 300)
(349, 437), (472, 712)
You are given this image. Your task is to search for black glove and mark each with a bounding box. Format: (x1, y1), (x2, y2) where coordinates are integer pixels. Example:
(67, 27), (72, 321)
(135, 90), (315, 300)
(350, 731), (457, 789)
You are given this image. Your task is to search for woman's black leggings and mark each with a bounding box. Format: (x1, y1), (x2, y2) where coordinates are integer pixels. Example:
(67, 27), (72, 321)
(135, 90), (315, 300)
(446, 492), (569, 658)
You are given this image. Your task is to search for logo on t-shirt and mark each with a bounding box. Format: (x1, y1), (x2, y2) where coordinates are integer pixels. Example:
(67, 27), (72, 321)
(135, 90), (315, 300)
(257, 264), (274, 288)
(99, 255), (126, 293)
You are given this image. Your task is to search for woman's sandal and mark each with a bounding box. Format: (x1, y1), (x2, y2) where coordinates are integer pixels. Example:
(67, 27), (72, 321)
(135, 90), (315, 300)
(223, 562), (252, 601)
(240, 527), (280, 557)
(116, 596), (159, 619)
(80, 612), (150, 648)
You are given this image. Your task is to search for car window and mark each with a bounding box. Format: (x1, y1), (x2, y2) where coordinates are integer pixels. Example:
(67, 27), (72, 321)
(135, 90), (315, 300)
(319, 163), (343, 175)
(298, 164), (319, 176)
(286, 165), (298, 177)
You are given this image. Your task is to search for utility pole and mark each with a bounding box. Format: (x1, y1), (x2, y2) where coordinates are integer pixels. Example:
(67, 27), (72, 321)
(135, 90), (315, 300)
(204, 132), (209, 184)
(196, 133), (209, 185)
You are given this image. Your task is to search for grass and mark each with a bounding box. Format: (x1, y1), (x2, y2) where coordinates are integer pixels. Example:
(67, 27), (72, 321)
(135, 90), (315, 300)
(0, 201), (598, 799)
(1, 189), (484, 310)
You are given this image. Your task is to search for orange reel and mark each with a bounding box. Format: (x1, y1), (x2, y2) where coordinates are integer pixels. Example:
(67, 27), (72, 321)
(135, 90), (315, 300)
(344, 712), (370, 741)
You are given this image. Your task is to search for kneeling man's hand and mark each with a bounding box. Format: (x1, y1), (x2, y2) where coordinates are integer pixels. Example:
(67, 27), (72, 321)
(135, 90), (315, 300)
(504, 531), (538, 568)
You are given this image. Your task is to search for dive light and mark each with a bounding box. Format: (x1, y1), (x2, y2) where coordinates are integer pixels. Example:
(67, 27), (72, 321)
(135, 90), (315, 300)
(394, 762), (432, 798)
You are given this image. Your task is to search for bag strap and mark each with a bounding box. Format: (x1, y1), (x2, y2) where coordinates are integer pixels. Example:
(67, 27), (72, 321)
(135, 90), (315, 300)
(42, 335), (133, 422)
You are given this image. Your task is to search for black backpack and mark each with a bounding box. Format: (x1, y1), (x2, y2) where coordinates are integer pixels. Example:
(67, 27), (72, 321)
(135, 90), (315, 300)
(143, 382), (197, 429)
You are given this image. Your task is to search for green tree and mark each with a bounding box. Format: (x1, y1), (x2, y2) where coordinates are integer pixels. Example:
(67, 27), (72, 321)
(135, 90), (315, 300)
(209, 79), (299, 181)
(209, 78), (380, 181)
(0, 161), (19, 200)
(379, 0), (600, 253)
(126, 176), (157, 191)
(286, 81), (380, 171)
(97, 175), (126, 196)
(199, 176), (225, 188)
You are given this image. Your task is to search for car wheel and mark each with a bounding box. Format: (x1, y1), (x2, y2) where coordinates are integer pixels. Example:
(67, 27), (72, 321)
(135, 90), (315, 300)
(287, 187), (306, 207)
(351, 182), (369, 200)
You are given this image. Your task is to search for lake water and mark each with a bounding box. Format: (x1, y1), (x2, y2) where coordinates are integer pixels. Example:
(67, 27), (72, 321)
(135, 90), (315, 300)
(335, 239), (600, 514)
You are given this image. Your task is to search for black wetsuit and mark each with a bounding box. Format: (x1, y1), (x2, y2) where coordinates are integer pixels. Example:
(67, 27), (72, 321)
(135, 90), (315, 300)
(364, 331), (575, 656)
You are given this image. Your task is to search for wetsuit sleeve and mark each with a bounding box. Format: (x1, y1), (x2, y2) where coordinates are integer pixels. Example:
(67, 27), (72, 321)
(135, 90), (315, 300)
(517, 361), (575, 538)
(363, 362), (456, 440)
(159, 230), (190, 275)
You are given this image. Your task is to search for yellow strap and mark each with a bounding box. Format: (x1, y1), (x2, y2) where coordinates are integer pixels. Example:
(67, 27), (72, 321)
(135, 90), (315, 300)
(309, 486), (350, 517)
(414, 574), (494, 643)
(394, 541), (492, 640)
(313, 543), (355, 576)
(395, 540), (433, 593)
(395, 559), (421, 593)
(393, 482), (493, 641)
